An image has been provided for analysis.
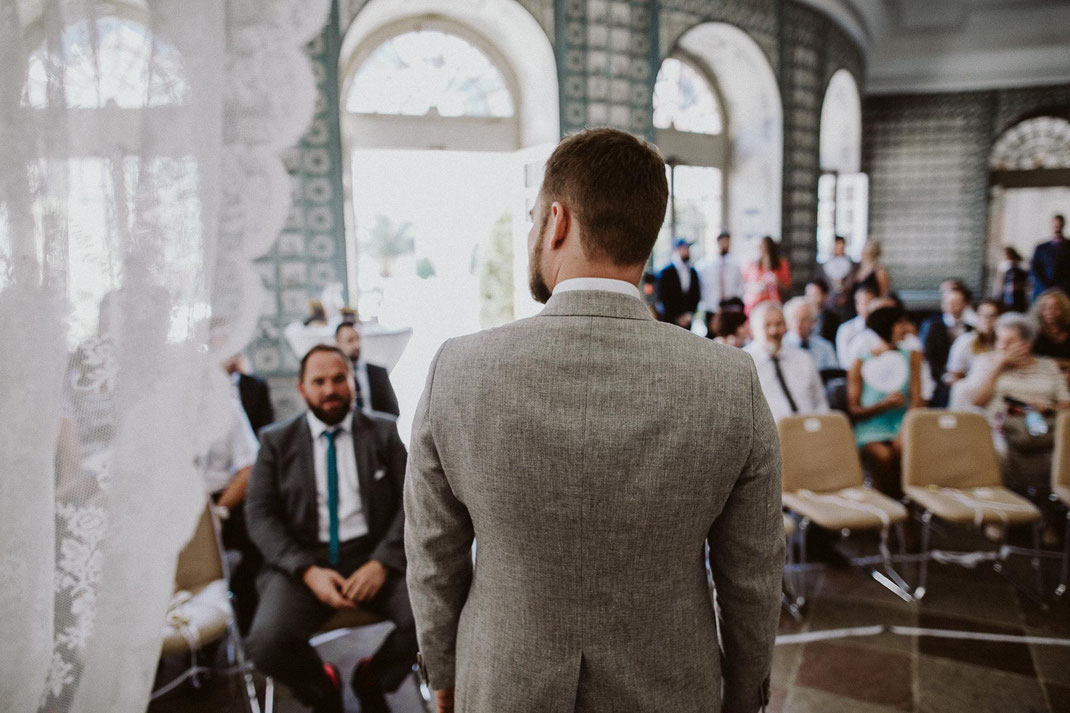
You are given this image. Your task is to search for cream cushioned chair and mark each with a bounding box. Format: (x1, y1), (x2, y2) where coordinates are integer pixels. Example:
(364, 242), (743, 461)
(1052, 411), (1070, 597)
(154, 504), (261, 711)
(901, 409), (1042, 599)
(779, 412), (912, 603)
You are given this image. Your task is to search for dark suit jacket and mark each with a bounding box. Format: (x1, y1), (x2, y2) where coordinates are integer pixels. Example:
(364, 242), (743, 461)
(366, 362), (400, 417)
(1031, 238), (1070, 299)
(246, 411), (408, 578)
(655, 263), (701, 324)
(237, 373), (275, 437)
(920, 315), (972, 407)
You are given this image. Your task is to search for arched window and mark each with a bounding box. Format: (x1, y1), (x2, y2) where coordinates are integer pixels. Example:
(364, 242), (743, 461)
(651, 55), (726, 269)
(653, 57), (722, 135)
(347, 30), (515, 118)
(816, 69), (867, 262)
(23, 16), (189, 109)
(990, 116), (1070, 170)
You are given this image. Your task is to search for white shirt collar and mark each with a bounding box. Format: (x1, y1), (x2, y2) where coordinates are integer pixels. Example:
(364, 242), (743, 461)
(306, 409), (353, 440)
(553, 277), (642, 300)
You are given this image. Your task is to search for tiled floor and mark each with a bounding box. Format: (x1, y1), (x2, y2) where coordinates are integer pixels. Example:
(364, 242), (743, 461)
(150, 524), (1070, 712)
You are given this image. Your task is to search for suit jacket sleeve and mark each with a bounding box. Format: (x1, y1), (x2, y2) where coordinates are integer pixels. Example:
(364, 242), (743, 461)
(404, 343), (474, 690)
(370, 421), (409, 572)
(707, 360), (784, 713)
(371, 365), (401, 417)
(245, 428), (317, 578)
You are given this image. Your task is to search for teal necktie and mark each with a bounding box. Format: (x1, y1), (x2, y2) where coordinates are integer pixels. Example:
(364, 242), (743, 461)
(324, 428), (340, 567)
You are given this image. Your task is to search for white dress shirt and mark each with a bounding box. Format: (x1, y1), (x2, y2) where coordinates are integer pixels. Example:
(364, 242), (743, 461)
(306, 410), (368, 544)
(696, 252), (745, 312)
(744, 343), (829, 423)
(198, 398), (259, 493)
(554, 277), (642, 299)
(946, 331), (986, 376)
(784, 331), (840, 372)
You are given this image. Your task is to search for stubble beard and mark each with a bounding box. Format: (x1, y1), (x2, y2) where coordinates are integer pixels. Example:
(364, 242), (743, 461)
(528, 215), (552, 304)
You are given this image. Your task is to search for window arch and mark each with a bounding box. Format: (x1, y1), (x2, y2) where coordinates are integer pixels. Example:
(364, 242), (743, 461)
(816, 69), (867, 262)
(653, 57), (723, 135)
(346, 30), (515, 118)
(23, 16), (189, 109)
(990, 116), (1070, 171)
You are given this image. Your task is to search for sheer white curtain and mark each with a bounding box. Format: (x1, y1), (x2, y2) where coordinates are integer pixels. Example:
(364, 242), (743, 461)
(0, 0), (327, 710)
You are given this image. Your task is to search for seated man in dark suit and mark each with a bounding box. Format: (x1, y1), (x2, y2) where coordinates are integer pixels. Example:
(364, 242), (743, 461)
(335, 322), (400, 417)
(223, 353), (275, 437)
(655, 238), (701, 328)
(920, 281), (973, 408)
(245, 345), (415, 713)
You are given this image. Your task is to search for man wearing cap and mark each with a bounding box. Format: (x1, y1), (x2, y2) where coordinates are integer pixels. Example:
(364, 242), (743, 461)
(656, 238), (701, 327)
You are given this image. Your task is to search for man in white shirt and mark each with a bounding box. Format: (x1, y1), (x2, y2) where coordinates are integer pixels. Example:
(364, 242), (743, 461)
(836, 285), (877, 368)
(745, 301), (829, 422)
(336, 322), (400, 418)
(782, 296), (839, 372)
(697, 231), (744, 313)
(246, 345), (413, 713)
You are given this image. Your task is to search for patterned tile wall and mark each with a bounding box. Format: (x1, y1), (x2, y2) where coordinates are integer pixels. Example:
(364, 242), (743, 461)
(864, 83), (1070, 299)
(863, 93), (996, 296)
(250, 1), (348, 416)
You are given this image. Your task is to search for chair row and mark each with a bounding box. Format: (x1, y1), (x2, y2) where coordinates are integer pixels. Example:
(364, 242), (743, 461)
(779, 409), (1070, 604)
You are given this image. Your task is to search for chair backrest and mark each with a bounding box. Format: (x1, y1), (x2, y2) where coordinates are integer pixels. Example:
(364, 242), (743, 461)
(1053, 410), (1070, 490)
(175, 504), (225, 592)
(901, 409), (1001, 489)
(778, 412), (864, 493)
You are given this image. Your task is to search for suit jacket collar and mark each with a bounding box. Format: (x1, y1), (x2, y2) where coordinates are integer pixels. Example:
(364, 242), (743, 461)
(538, 289), (655, 322)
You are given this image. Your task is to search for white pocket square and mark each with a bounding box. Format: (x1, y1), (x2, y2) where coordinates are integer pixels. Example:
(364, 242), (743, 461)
(373, 468), (387, 481)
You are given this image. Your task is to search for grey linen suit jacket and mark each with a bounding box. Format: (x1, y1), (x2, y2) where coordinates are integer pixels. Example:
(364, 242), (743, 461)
(404, 289), (783, 713)
(247, 411), (409, 578)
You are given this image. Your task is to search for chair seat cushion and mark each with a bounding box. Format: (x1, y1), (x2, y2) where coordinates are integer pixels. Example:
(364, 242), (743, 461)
(783, 487), (908, 531)
(905, 485), (1041, 526)
(783, 513), (796, 537)
(1054, 485), (1070, 506)
(160, 579), (231, 657)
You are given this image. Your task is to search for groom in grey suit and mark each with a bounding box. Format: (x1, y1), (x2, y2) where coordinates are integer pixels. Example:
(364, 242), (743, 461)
(405, 128), (784, 713)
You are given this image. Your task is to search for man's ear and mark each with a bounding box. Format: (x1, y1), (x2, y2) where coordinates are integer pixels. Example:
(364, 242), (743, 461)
(549, 201), (570, 251)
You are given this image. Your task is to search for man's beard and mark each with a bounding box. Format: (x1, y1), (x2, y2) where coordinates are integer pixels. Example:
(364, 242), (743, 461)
(309, 397), (349, 426)
(528, 219), (552, 304)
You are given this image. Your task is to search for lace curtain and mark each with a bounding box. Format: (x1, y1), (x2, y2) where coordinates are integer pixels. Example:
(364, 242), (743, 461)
(0, 0), (327, 710)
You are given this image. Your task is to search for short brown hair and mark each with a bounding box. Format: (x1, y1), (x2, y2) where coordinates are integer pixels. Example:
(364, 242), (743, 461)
(299, 344), (351, 381)
(540, 128), (668, 266)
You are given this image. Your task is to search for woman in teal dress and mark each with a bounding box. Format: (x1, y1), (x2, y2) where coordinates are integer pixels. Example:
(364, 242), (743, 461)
(847, 305), (924, 496)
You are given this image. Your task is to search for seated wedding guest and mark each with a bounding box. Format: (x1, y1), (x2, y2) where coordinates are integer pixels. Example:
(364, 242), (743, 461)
(813, 235), (857, 317)
(847, 305), (924, 497)
(968, 313), (1070, 539)
(805, 278), (841, 344)
(336, 321), (400, 417)
(745, 302), (828, 422)
(920, 281), (973, 407)
(783, 296), (839, 372)
(246, 345), (414, 713)
(836, 285), (877, 367)
(742, 235), (792, 314)
(1031, 288), (1070, 369)
(997, 246), (1029, 313)
(197, 396), (261, 633)
(709, 309), (749, 348)
(222, 352), (275, 438)
(946, 298), (1000, 383)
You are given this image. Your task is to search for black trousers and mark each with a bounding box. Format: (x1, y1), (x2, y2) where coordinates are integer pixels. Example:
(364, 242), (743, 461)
(215, 498), (262, 635)
(244, 538), (417, 706)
